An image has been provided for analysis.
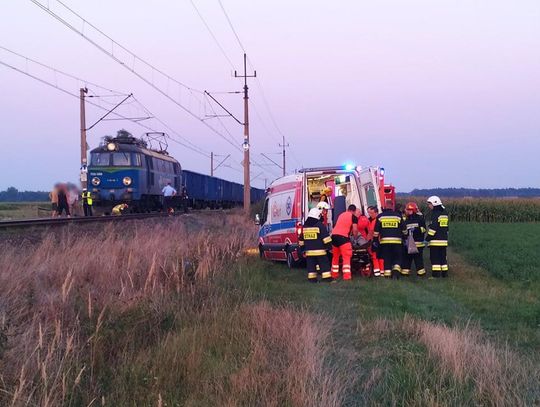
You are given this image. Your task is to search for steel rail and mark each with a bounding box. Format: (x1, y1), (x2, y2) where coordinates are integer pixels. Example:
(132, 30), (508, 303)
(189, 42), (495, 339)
(0, 212), (186, 230)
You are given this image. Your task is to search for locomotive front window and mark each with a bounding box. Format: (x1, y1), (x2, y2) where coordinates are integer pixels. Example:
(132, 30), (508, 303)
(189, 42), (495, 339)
(91, 152), (111, 166)
(132, 153), (142, 167)
(112, 152), (131, 166)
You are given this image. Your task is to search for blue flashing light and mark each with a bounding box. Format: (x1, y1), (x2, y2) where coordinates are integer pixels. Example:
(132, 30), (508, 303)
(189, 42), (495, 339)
(344, 163), (355, 171)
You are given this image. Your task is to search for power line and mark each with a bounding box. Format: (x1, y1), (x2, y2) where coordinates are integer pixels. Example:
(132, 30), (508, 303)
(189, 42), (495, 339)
(0, 58), (210, 158)
(29, 0), (244, 153)
(215, 1), (303, 169)
(189, 0), (236, 70)
(0, 44), (127, 96)
(0, 45), (211, 157)
(217, 0), (246, 52)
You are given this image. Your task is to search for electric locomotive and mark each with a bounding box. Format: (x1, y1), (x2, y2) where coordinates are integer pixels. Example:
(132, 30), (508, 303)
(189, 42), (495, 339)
(88, 130), (181, 211)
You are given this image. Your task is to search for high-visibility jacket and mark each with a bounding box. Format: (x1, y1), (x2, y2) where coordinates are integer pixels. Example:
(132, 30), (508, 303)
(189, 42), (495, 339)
(332, 211), (357, 238)
(112, 204), (128, 215)
(373, 209), (403, 244)
(426, 206), (449, 246)
(82, 191), (93, 205)
(299, 217), (332, 256)
(403, 213), (426, 247)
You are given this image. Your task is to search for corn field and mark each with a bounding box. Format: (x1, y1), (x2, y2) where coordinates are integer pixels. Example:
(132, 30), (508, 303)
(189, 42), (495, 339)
(397, 197), (540, 222)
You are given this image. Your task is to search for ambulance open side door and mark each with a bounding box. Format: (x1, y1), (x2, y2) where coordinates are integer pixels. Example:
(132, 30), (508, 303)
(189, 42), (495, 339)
(358, 167), (382, 213)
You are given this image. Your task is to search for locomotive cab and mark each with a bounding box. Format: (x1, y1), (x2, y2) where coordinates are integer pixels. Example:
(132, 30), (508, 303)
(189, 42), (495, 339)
(88, 130), (182, 212)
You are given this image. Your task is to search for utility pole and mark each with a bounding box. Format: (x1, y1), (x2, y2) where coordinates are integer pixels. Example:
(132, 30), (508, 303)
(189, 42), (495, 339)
(210, 152), (214, 177)
(235, 53), (256, 213)
(279, 135), (289, 177)
(80, 87), (88, 190)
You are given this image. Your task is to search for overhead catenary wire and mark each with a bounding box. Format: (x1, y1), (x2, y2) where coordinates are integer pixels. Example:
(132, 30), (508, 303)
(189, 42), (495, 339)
(189, 0), (236, 70)
(0, 46), (211, 157)
(0, 58), (210, 158)
(216, 0), (303, 170)
(29, 0), (246, 154)
(0, 44), (127, 96)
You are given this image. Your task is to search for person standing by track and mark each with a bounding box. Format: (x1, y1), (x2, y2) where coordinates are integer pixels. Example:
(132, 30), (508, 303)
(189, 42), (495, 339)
(56, 184), (70, 217)
(162, 182), (177, 214)
(49, 184), (59, 218)
(81, 188), (93, 217)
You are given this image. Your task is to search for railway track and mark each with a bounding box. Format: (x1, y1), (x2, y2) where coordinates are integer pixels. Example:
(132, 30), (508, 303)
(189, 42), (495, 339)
(0, 212), (183, 230)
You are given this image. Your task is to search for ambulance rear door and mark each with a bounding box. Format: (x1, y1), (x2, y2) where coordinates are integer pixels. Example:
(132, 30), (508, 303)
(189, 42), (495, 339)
(358, 167), (382, 213)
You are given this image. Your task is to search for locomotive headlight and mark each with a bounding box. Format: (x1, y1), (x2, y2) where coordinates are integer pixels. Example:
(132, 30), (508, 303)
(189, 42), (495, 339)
(122, 176), (132, 186)
(91, 177), (101, 186)
(106, 142), (117, 151)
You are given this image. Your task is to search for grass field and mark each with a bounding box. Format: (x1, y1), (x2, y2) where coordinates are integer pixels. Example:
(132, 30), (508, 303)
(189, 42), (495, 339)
(0, 214), (538, 406)
(0, 201), (49, 220)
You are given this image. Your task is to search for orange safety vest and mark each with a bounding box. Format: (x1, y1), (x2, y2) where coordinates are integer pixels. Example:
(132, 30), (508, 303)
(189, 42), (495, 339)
(332, 211), (354, 237)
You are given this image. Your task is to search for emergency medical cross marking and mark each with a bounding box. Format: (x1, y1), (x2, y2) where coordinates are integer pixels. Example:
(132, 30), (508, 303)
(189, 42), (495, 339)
(286, 196), (292, 216)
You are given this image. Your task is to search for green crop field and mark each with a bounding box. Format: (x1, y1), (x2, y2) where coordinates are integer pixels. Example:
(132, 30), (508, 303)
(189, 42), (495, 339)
(450, 222), (540, 283)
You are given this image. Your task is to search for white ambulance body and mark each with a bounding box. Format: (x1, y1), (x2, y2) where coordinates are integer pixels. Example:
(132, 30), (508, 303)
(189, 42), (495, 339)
(257, 165), (387, 268)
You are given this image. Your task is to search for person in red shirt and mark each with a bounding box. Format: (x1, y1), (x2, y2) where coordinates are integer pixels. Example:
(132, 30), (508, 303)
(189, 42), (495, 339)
(367, 206), (384, 277)
(356, 208), (370, 239)
(330, 204), (358, 280)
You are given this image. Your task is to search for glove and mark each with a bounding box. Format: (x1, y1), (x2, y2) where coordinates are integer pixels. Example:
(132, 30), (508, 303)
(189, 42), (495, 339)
(371, 240), (379, 251)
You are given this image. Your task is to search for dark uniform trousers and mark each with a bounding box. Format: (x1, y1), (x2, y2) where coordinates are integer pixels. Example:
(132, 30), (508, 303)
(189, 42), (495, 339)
(300, 220), (332, 282)
(306, 255), (332, 282)
(430, 247), (448, 277)
(402, 247), (425, 276)
(379, 244), (402, 278)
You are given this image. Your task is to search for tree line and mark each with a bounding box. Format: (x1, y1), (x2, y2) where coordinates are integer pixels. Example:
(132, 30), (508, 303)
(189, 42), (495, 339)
(0, 187), (49, 202)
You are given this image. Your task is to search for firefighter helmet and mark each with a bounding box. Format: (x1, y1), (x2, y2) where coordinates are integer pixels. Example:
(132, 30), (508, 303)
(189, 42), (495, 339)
(427, 196), (443, 207)
(405, 202), (419, 213)
(308, 208), (322, 219)
(317, 201), (330, 210)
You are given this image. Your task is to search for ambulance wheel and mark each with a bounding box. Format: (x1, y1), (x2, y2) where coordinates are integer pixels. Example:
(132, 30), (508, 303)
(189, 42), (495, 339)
(286, 248), (299, 269)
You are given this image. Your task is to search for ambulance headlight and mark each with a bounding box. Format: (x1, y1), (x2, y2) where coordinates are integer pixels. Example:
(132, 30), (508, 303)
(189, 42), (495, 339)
(123, 176), (132, 186)
(91, 177), (101, 186)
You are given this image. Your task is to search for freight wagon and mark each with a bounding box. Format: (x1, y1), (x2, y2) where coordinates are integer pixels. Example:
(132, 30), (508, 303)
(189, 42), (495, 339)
(183, 169), (265, 209)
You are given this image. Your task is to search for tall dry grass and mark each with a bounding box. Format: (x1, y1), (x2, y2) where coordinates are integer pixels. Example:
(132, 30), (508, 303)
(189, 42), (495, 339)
(358, 316), (540, 406)
(0, 213), (345, 406)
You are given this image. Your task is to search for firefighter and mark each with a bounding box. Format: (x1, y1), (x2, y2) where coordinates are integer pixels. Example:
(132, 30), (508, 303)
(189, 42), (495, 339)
(81, 188), (93, 217)
(401, 202), (426, 277)
(426, 196), (449, 277)
(317, 201), (331, 230)
(330, 204), (359, 280)
(299, 208), (333, 282)
(367, 206), (384, 277)
(372, 206), (403, 278)
(112, 203), (129, 215)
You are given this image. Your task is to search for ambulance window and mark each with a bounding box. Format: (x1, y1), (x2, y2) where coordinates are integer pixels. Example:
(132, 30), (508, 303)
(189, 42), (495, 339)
(365, 184), (377, 207)
(261, 198), (269, 224)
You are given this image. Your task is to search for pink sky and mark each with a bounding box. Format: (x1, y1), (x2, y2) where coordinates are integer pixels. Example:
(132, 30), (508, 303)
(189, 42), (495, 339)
(1, 0), (539, 191)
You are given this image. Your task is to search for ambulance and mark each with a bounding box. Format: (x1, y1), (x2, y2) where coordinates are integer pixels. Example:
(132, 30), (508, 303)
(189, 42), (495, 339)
(256, 165), (395, 268)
